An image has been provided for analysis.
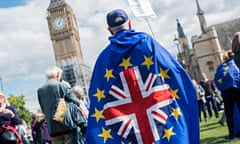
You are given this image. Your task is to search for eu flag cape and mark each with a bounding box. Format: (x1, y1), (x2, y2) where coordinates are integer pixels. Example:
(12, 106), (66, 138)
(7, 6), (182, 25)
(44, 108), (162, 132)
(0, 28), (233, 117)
(214, 59), (240, 136)
(86, 30), (199, 144)
(214, 59), (240, 91)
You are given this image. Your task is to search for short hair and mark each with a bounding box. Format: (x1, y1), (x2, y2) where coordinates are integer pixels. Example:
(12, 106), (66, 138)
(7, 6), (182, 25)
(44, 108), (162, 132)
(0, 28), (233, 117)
(45, 66), (62, 80)
(109, 22), (129, 34)
(223, 50), (234, 61)
(72, 86), (84, 98)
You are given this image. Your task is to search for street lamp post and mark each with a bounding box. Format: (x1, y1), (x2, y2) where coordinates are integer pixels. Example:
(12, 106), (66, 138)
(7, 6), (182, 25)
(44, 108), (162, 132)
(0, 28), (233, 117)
(173, 35), (181, 54)
(173, 36), (187, 69)
(0, 76), (3, 92)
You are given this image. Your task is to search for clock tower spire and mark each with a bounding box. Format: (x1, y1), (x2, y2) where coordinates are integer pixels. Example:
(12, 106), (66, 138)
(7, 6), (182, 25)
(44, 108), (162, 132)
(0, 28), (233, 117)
(48, 0), (66, 9)
(46, 0), (91, 93)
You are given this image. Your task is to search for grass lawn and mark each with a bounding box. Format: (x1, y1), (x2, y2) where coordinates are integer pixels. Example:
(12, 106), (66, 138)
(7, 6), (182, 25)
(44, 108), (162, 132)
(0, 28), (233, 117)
(200, 113), (240, 144)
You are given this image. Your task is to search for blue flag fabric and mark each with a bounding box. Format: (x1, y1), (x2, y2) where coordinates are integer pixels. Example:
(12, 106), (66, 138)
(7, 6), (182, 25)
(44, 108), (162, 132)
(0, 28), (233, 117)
(214, 59), (240, 137)
(214, 59), (240, 91)
(234, 103), (240, 137)
(86, 30), (199, 144)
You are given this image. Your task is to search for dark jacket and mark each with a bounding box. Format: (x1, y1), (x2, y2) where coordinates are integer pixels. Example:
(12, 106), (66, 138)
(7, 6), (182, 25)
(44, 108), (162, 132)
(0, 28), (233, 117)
(34, 119), (52, 144)
(200, 80), (216, 96)
(37, 79), (80, 137)
(0, 106), (20, 126)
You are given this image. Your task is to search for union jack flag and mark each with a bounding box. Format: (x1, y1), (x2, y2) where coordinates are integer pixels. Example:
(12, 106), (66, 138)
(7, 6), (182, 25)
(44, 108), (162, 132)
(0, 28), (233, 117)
(86, 30), (199, 144)
(104, 66), (173, 143)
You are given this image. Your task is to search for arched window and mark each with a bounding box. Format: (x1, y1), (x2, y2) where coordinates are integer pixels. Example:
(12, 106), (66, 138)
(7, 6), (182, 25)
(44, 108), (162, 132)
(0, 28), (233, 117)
(206, 61), (214, 72)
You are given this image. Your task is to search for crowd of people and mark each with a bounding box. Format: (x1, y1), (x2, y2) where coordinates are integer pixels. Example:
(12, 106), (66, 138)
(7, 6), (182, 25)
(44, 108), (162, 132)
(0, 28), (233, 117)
(0, 77), (89, 144)
(194, 32), (240, 141)
(0, 66), (89, 144)
(194, 72), (225, 123)
(0, 8), (240, 144)
(0, 90), (53, 144)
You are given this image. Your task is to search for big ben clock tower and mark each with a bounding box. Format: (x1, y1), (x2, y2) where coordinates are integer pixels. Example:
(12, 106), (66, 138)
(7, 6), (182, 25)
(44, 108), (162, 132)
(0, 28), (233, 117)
(46, 0), (91, 93)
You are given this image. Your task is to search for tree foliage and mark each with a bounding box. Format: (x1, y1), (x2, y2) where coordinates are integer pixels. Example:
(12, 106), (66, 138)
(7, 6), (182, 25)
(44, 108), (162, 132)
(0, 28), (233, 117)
(7, 94), (32, 125)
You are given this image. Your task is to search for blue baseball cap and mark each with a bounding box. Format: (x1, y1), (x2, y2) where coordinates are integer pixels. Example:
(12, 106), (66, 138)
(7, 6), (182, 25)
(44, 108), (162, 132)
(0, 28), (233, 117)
(106, 9), (129, 28)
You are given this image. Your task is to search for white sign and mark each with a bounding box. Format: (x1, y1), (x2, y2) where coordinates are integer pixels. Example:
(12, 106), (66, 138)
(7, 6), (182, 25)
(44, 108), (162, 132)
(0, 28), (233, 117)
(128, 0), (156, 18)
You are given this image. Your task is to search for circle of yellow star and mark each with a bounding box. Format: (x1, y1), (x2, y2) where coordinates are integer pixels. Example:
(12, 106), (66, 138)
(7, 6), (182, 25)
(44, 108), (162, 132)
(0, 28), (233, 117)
(217, 79), (223, 84)
(162, 127), (176, 141)
(119, 57), (132, 70)
(171, 107), (181, 120)
(93, 88), (106, 102)
(91, 108), (104, 123)
(104, 68), (115, 82)
(98, 127), (113, 143)
(159, 67), (170, 80)
(141, 55), (154, 70)
(171, 89), (180, 99)
(223, 65), (229, 70)
(223, 72), (227, 76)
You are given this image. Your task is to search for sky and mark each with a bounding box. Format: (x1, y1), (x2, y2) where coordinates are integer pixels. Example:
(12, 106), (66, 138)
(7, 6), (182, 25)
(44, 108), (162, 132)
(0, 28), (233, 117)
(0, 0), (239, 112)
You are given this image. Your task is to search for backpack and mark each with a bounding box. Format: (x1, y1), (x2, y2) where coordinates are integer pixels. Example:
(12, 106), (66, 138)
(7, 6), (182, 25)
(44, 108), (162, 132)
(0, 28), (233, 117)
(0, 124), (23, 144)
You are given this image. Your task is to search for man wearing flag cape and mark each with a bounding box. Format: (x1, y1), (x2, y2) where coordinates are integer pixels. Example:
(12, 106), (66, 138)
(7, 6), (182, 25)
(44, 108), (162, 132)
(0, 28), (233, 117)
(86, 9), (199, 144)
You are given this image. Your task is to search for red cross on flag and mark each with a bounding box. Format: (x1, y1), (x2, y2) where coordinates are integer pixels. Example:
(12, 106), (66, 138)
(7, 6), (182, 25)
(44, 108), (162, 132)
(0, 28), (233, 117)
(104, 66), (173, 143)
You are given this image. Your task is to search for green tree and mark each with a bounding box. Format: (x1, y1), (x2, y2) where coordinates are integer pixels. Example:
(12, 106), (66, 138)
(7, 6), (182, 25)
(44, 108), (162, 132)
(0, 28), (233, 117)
(7, 94), (32, 125)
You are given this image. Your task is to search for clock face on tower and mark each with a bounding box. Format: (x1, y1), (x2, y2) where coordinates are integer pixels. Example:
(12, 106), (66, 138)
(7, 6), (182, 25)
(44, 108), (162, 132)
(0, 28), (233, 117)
(52, 16), (66, 30)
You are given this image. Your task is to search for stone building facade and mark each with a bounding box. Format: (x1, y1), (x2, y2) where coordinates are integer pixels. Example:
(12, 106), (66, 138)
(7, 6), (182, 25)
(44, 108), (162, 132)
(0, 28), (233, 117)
(176, 0), (240, 82)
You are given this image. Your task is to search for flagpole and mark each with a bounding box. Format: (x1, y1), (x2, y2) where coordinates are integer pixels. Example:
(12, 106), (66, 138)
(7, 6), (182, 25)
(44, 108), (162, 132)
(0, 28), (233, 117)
(144, 18), (156, 39)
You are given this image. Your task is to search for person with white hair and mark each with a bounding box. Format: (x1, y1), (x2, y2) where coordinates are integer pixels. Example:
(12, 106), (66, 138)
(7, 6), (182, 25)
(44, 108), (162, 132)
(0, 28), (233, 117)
(72, 86), (89, 119)
(37, 66), (80, 144)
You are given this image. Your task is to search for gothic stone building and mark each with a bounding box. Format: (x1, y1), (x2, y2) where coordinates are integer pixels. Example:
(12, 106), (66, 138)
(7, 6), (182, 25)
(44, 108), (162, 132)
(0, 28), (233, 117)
(176, 0), (240, 81)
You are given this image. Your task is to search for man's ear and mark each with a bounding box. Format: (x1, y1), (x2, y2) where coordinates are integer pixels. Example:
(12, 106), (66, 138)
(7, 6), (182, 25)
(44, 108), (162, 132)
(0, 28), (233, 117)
(128, 20), (132, 29)
(56, 72), (61, 81)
